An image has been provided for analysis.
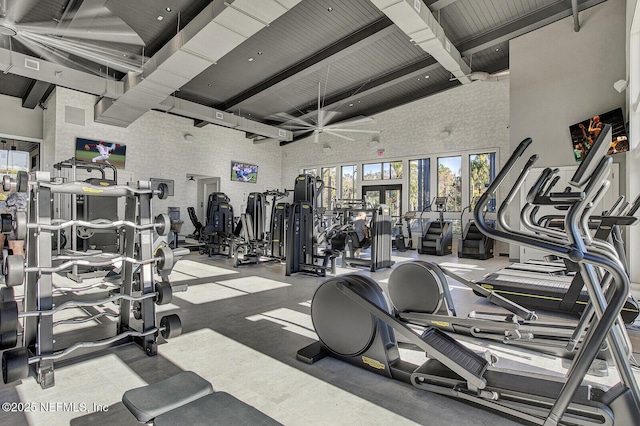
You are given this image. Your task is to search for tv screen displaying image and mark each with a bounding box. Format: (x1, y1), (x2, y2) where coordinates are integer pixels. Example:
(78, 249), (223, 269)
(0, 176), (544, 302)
(231, 161), (258, 183)
(75, 138), (126, 168)
(569, 108), (628, 162)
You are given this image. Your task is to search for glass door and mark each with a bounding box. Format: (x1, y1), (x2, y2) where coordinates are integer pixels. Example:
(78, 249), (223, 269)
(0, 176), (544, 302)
(363, 184), (402, 220)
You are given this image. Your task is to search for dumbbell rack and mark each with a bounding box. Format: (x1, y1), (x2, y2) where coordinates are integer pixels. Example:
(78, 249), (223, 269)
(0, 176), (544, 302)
(1, 171), (182, 389)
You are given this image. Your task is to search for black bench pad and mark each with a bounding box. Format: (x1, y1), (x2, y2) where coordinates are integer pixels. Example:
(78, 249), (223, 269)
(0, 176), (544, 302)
(122, 371), (214, 422)
(155, 392), (282, 426)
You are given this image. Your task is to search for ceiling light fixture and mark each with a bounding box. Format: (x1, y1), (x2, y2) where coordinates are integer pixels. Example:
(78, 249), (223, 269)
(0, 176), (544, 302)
(425, 75), (430, 78)
(348, 103), (353, 107)
(327, 7), (333, 12)
(495, 48), (499, 51)
(157, 15), (164, 21)
(166, 7), (172, 12)
(248, 57), (254, 62)
(257, 51), (263, 55)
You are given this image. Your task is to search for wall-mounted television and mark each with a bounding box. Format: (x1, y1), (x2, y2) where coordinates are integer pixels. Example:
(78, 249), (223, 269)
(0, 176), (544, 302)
(569, 108), (628, 162)
(231, 161), (258, 183)
(75, 137), (127, 169)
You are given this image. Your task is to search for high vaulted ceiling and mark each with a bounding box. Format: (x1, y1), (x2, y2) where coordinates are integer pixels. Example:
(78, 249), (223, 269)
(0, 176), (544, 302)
(0, 0), (607, 144)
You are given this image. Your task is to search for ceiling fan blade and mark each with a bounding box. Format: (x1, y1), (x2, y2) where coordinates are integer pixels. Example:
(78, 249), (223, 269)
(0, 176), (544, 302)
(324, 130), (355, 142)
(17, 18), (146, 45)
(313, 131), (320, 144)
(6, 0), (39, 24)
(324, 128), (381, 134)
(264, 112), (311, 127)
(321, 110), (341, 126)
(281, 124), (316, 130)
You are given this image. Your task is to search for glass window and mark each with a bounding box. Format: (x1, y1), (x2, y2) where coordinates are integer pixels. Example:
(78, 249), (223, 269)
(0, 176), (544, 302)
(383, 161), (403, 179)
(321, 167), (336, 210)
(469, 153), (496, 212)
(303, 168), (318, 176)
(437, 156), (462, 212)
(409, 158), (430, 211)
(341, 165), (357, 200)
(363, 163), (381, 181)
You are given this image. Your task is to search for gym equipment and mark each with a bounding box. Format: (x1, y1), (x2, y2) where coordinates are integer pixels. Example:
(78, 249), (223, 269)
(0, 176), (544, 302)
(233, 192), (278, 267)
(186, 206), (204, 241)
(417, 197), (452, 255)
(286, 175), (335, 276)
(476, 187), (640, 324)
(458, 202), (494, 259)
(341, 205), (394, 272)
(387, 260), (613, 366)
(299, 131), (640, 425)
(122, 371), (281, 425)
(2, 314), (182, 384)
(1, 171), (184, 389)
(201, 192), (234, 257)
(264, 189), (290, 260)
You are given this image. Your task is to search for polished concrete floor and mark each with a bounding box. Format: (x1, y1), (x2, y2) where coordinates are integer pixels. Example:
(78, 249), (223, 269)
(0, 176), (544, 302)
(0, 246), (638, 426)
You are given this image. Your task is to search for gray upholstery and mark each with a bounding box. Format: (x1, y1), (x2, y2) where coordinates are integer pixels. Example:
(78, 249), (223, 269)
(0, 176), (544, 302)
(122, 371), (214, 422)
(155, 392), (282, 426)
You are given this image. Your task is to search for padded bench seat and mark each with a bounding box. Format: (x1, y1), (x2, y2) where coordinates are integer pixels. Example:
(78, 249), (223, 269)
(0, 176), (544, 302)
(122, 371), (281, 425)
(123, 371), (214, 422)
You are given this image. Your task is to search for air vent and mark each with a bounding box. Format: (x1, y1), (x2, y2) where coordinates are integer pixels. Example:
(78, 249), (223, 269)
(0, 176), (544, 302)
(215, 111), (224, 120)
(278, 129), (286, 138)
(65, 105), (85, 126)
(24, 58), (40, 71)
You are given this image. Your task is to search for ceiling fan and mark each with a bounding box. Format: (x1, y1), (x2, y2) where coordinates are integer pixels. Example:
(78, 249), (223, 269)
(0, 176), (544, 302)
(267, 80), (380, 144)
(0, 0), (146, 76)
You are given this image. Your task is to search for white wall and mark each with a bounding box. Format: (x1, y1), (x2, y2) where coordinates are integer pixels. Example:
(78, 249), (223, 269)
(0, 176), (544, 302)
(627, 0), (640, 286)
(0, 93), (43, 141)
(509, 0), (627, 259)
(44, 87), (283, 235)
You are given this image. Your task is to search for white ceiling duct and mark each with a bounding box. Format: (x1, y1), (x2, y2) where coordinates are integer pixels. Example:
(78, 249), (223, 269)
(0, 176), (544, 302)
(370, 0), (471, 84)
(468, 70), (510, 82)
(94, 0), (301, 128)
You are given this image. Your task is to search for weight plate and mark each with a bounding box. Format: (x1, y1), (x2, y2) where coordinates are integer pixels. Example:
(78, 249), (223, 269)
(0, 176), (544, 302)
(155, 214), (171, 237)
(0, 331), (18, 350)
(2, 347), (29, 384)
(157, 183), (169, 200)
(0, 300), (18, 334)
(5, 255), (24, 287)
(0, 214), (12, 234)
(76, 226), (94, 239)
(155, 280), (173, 305)
(160, 314), (182, 339)
(2, 175), (11, 192)
(157, 247), (174, 272)
(16, 172), (28, 193)
(0, 286), (14, 302)
(14, 212), (27, 240)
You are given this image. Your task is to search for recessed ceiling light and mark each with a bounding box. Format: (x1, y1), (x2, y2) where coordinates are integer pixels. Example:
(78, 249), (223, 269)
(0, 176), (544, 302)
(495, 48), (500, 51)
(166, 7), (172, 12)
(328, 7), (333, 12)
(349, 103), (353, 107)
(425, 75), (430, 78)
(122, 53), (127, 57)
(257, 51), (263, 55)
(208, 83), (212, 87)
(157, 15), (164, 21)
(248, 57), (254, 62)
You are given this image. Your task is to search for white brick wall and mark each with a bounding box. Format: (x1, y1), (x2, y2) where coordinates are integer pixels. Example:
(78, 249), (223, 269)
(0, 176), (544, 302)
(45, 87), (282, 235)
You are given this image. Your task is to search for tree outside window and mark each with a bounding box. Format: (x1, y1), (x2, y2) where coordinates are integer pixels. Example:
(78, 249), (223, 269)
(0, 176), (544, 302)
(437, 156), (462, 212)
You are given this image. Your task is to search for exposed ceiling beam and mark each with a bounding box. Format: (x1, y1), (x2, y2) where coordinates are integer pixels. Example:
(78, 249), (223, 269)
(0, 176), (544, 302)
(95, 0), (302, 128)
(424, 0), (459, 12)
(287, 57), (441, 123)
(458, 0), (606, 56)
(371, 0), (471, 84)
(22, 80), (53, 109)
(218, 17), (396, 112)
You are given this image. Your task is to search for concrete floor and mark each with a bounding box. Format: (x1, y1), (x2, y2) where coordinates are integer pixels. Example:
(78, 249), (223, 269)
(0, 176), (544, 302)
(0, 247), (638, 425)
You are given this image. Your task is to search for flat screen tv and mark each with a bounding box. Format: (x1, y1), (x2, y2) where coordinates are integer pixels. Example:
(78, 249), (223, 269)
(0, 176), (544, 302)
(569, 108), (628, 162)
(231, 161), (258, 183)
(75, 138), (126, 169)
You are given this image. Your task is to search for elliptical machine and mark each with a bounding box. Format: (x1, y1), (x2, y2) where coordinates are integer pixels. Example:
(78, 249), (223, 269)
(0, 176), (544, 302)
(417, 197), (452, 255)
(299, 128), (640, 425)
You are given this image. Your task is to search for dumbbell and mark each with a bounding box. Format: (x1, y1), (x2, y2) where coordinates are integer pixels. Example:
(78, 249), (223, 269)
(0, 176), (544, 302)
(2, 171), (29, 193)
(0, 211), (26, 241)
(2, 313), (182, 384)
(0, 281), (175, 350)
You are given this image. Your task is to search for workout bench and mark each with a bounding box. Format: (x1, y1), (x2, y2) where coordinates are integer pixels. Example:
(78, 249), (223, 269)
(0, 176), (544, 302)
(122, 371), (281, 425)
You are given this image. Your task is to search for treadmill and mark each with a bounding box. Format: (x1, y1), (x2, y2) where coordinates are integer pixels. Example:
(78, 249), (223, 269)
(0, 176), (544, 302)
(477, 134), (640, 323)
